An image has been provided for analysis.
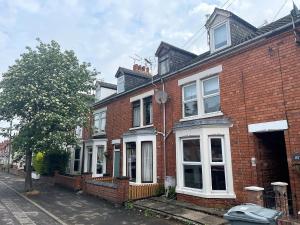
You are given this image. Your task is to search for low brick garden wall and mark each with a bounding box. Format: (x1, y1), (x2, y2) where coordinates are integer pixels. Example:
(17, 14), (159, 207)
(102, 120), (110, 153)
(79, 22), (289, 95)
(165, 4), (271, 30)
(9, 166), (25, 177)
(82, 176), (129, 204)
(54, 171), (82, 191)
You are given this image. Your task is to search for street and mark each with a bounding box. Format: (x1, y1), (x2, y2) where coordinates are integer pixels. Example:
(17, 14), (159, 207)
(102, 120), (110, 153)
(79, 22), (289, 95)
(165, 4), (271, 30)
(0, 172), (179, 225)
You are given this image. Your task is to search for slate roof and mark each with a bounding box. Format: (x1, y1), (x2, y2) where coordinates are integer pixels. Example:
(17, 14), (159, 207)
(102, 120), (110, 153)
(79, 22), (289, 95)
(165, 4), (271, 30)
(115, 67), (152, 79)
(206, 8), (257, 31)
(94, 12), (299, 107)
(187, 14), (295, 66)
(97, 81), (117, 90)
(174, 117), (232, 130)
(155, 41), (198, 57)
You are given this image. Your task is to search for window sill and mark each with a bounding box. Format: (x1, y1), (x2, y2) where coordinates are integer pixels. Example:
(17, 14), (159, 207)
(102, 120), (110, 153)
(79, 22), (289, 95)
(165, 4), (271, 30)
(93, 132), (106, 136)
(180, 111), (224, 122)
(176, 187), (236, 199)
(129, 124), (154, 131)
(129, 181), (157, 185)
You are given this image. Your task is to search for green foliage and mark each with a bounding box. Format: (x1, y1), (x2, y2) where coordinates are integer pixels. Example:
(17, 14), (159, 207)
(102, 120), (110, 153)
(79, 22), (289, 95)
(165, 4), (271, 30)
(166, 186), (176, 199)
(144, 208), (155, 217)
(124, 201), (134, 210)
(154, 184), (165, 196)
(0, 40), (96, 153)
(43, 150), (70, 175)
(0, 39), (96, 154)
(32, 152), (44, 174)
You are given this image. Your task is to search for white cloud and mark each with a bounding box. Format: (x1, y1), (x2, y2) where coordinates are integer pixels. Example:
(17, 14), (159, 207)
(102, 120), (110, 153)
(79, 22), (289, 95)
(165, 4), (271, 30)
(0, 0), (300, 84)
(189, 2), (217, 15)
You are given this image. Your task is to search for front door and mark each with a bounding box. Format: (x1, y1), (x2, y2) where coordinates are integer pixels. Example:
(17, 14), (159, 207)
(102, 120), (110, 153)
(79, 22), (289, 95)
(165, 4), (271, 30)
(113, 145), (120, 177)
(87, 147), (93, 173)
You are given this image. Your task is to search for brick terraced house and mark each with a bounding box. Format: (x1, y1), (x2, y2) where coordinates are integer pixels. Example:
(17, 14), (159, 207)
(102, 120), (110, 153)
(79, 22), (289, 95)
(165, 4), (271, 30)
(80, 6), (300, 213)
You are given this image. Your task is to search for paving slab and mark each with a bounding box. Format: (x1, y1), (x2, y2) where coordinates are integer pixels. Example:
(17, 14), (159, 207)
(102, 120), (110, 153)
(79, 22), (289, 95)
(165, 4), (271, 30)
(0, 172), (181, 225)
(0, 178), (61, 225)
(134, 198), (229, 225)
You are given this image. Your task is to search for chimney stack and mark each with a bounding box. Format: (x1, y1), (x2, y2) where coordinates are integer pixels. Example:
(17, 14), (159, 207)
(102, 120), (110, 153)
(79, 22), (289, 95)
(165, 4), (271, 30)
(133, 64), (151, 75)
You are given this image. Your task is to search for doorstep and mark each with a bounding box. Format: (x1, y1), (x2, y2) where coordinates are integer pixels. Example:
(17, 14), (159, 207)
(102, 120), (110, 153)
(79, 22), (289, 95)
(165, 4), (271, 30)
(133, 196), (229, 225)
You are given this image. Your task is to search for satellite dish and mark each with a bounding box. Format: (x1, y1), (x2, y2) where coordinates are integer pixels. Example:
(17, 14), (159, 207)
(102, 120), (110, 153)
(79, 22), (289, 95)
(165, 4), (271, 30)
(155, 90), (168, 104)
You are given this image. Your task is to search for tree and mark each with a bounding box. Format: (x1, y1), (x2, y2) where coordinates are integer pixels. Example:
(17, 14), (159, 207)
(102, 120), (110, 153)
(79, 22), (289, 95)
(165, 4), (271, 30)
(0, 40), (96, 191)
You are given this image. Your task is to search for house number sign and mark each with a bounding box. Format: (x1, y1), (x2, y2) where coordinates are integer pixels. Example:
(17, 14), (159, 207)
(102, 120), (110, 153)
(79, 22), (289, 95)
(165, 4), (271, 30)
(293, 153), (300, 162)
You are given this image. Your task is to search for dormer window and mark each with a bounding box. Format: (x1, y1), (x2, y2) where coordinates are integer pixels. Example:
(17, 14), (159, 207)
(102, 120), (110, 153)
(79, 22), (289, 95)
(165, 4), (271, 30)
(159, 55), (169, 75)
(211, 21), (231, 52)
(117, 76), (125, 93)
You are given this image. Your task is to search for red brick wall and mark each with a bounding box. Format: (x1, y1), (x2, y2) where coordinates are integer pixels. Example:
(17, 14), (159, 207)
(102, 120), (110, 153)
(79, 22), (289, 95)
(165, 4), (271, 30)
(54, 172), (82, 191)
(83, 177), (129, 204)
(94, 29), (300, 210)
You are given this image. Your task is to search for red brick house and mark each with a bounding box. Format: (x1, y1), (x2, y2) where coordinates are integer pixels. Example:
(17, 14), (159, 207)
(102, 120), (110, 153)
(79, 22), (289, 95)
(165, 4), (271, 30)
(82, 6), (300, 213)
(0, 140), (10, 165)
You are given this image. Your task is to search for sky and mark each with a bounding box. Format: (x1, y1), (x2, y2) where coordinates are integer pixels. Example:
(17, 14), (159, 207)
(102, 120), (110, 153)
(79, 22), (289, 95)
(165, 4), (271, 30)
(0, 0), (299, 140)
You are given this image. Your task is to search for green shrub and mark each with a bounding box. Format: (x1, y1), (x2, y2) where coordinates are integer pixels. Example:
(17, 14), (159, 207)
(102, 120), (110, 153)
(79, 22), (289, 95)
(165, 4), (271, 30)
(32, 152), (44, 174)
(166, 186), (176, 199)
(125, 201), (134, 210)
(154, 184), (165, 196)
(43, 150), (70, 176)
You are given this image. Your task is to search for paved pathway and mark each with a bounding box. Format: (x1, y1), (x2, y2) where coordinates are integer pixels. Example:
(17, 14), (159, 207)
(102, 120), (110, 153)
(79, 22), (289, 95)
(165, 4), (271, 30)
(134, 198), (228, 225)
(0, 172), (180, 225)
(0, 176), (60, 225)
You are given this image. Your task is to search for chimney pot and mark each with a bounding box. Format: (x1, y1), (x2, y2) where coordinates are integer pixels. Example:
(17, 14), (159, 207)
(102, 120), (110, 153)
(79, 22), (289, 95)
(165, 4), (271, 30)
(138, 65), (142, 71)
(142, 66), (145, 71)
(146, 67), (150, 73)
(133, 64), (139, 71)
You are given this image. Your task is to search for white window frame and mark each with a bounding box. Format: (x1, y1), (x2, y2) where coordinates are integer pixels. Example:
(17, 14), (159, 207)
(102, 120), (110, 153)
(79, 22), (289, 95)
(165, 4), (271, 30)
(84, 139), (107, 177)
(181, 137), (203, 191)
(130, 90), (154, 129)
(96, 145), (105, 175)
(93, 107), (107, 135)
(117, 76), (125, 93)
(210, 20), (231, 53)
(201, 76), (220, 114)
(175, 127), (235, 199)
(208, 136), (227, 193)
(182, 82), (198, 118)
(122, 134), (157, 184)
(159, 55), (169, 75)
(178, 65), (223, 121)
(73, 146), (82, 173)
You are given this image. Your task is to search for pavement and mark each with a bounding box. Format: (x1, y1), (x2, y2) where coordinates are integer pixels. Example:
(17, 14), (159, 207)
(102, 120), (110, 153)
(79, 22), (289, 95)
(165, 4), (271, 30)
(0, 172), (180, 225)
(133, 197), (229, 225)
(0, 176), (60, 225)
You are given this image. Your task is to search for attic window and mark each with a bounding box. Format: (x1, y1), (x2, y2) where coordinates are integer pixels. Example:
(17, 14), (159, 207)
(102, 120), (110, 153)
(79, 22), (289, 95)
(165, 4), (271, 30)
(159, 55), (169, 75)
(117, 76), (125, 93)
(211, 22), (231, 52)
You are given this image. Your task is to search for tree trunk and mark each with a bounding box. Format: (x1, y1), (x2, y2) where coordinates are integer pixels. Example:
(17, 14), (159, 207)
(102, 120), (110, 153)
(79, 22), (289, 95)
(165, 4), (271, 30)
(25, 149), (33, 192)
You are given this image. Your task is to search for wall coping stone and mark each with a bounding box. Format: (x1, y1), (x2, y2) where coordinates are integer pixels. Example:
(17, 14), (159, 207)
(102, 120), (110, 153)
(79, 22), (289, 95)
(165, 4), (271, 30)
(86, 180), (117, 189)
(244, 186), (264, 191)
(271, 182), (288, 186)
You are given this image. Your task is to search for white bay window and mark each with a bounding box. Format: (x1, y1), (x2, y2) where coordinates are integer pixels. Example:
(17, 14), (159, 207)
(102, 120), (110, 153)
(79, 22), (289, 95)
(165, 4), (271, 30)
(123, 135), (157, 184)
(182, 139), (202, 189)
(209, 137), (226, 191)
(175, 127), (235, 198)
